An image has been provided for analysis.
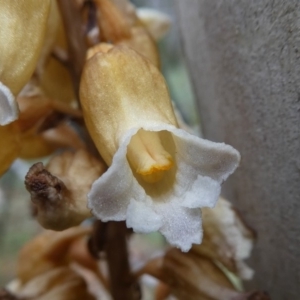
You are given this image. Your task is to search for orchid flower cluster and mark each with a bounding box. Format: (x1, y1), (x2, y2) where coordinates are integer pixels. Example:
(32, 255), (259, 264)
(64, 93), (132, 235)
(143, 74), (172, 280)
(0, 0), (270, 299)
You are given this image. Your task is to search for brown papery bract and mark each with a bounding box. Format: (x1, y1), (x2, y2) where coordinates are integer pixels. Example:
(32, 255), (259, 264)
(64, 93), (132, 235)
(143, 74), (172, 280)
(25, 150), (106, 231)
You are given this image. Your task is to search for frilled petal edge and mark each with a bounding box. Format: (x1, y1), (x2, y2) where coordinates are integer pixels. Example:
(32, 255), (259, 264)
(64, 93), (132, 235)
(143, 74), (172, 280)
(88, 124), (240, 251)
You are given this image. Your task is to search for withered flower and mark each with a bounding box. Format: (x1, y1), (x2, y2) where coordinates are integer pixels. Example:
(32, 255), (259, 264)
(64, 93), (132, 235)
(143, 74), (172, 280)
(192, 197), (255, 280)
(16, 226), (92, 284)
(8, 227), (109, 300)
(138, 249), (270, 300)
(80, 44), (240, 251)
(109, 0), (171, 41)
(12, 267), (96, 300)
(25, 150), (106, 231)
(0, 0), (51, 125)
(110, 0), (137, 26)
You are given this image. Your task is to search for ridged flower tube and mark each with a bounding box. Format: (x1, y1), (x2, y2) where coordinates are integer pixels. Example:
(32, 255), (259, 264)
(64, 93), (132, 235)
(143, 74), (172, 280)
(0, 0), (51, 125)
(80, 44), (240, 251)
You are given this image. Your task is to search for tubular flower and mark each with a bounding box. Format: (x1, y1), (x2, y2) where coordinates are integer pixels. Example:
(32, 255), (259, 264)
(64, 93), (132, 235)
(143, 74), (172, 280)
(0, 0), (51, 125)
(80, 44), (240, 252)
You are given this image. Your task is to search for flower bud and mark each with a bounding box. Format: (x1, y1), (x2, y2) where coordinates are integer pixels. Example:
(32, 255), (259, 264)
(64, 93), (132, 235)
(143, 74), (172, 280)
(0, 0), (51, 125)
(94, 0), (159, 67)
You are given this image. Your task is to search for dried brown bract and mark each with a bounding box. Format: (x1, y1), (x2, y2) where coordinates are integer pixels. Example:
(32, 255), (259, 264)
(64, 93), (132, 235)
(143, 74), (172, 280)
(25, 161), (66, 205)
(25, 150), (106, 230)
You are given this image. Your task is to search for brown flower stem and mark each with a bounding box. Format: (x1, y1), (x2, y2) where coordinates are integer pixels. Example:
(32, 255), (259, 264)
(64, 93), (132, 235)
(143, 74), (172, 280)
(104, 221), (140, 300)
(57, 0), (87, 102)
(88, 220), (108, 259)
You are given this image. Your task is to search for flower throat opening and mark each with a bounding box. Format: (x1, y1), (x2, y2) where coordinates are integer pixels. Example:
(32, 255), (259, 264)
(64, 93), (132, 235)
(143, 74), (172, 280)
(127, 129), (173, 183)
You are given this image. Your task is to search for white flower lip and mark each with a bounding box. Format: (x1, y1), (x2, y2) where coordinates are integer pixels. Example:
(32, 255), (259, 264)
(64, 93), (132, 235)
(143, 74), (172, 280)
(0, 81), (18, 125)
(88, 124), (240, 252)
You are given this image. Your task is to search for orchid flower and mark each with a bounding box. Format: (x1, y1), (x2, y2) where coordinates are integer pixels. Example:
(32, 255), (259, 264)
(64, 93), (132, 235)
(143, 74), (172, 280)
(80, 43), (240, 252)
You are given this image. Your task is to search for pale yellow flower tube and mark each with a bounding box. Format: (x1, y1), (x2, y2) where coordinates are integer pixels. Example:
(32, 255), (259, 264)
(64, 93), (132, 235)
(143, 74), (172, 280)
(0, 0), (51, 125)
(81, 44), (177, 166)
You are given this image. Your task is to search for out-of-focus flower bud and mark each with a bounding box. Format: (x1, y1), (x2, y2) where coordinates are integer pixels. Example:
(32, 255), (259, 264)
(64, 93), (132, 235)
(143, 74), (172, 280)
(25, 150), (106, 230)
(38, 5), (76, 105)
(94, 0), (160, 67)
(136, 8), (171, 41)
(110, 0), (137, 26)
(138, 249), (270, 300)
(40, 56), (76, 105)
(192, 198), (255, 280)
(16, 267), (96, 300)
(0, 0), (51, 125)
(36, 0), (61, 77)
(17, 226), (92, 284)
(138, 249), (239, 300)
